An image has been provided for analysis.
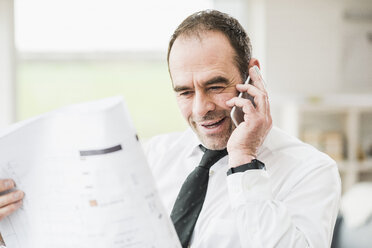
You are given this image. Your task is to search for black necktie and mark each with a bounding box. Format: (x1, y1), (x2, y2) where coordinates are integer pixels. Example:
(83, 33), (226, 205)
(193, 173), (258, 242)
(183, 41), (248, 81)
(171, 145), (228, 248)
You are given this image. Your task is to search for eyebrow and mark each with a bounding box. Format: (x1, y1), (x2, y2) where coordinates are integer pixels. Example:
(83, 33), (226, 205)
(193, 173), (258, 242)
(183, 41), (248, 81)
(173, 76), (230, 92)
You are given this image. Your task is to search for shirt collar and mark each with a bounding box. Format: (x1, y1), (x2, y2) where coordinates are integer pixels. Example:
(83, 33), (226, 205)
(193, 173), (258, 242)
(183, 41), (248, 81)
(184, 128), (204, 158)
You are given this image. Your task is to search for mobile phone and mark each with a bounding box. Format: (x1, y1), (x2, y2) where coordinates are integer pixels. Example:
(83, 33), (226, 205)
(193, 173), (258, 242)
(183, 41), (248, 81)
(230, 76), (255, 127)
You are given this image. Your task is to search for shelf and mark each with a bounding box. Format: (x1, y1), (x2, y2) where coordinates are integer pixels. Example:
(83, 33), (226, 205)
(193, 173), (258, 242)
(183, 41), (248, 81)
(271, 93), (372, 109)
(273, 93), (372, 192)
(338, 159), (372, 173)
(359, 159), (372, 172)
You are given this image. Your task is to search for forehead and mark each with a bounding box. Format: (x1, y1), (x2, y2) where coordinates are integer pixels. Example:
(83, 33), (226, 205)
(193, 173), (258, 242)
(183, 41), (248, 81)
(168, 31), (238, 84)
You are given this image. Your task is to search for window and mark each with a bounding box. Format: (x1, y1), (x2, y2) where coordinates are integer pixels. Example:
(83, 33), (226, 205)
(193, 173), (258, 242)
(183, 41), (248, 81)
(15, 0), (213, 138)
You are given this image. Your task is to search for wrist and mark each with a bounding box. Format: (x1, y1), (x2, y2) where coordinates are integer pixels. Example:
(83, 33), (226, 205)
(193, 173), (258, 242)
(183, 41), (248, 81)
(228, 152), (256, 168)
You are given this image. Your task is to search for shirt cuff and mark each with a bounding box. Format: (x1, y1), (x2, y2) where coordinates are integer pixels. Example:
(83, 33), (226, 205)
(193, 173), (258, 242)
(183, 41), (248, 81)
(226, 169), (273, 209)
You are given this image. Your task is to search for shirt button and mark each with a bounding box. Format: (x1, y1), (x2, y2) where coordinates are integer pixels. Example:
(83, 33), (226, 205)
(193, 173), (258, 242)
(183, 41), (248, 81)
(209, 170), (214, 176)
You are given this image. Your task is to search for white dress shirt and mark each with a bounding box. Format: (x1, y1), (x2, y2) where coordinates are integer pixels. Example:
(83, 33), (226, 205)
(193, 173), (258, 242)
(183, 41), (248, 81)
(144, 126), (341, 248)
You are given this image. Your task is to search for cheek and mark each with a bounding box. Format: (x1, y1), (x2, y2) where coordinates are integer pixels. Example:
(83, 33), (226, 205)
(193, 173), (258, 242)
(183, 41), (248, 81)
(176, 98), (192, 120)
(212, 92), (236, 109)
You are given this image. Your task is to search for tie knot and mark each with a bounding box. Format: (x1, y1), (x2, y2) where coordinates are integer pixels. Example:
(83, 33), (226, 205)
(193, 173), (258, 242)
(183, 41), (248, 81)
(199, 145), (228, 169)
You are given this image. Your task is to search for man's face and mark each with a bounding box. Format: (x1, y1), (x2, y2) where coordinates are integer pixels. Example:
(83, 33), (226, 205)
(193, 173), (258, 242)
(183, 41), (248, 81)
(168, 31), (242, 150)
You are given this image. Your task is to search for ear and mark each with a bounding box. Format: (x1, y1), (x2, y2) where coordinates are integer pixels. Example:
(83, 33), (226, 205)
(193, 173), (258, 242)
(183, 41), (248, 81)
(248, 58), (260, 70)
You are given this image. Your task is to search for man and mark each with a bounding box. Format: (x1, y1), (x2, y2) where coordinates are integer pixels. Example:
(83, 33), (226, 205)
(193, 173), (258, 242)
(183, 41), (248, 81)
(145, 10), (340, 247)
(0, 9), (340, 247)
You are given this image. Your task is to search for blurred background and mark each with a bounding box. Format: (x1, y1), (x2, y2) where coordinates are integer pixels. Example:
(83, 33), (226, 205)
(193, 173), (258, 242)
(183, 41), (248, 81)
(0, 0), (372, 246)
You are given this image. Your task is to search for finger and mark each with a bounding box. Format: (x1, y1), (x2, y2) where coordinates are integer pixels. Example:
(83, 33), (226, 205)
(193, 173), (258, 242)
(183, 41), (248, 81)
(236, 84), (267, 114)
(249, 66), (266, 92)
(226, 97), (255, 113)
(266, 93), (271, 117)
(265, 97), (272, 125)
(0, 179), (15, 192)
(0, 200), (23, 221)
(0, 190), (24, 208)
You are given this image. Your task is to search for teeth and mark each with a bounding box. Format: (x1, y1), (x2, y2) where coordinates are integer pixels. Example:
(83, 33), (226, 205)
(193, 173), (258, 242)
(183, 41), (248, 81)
(205, 123), (218, 128)
(202, 118), (224, 128)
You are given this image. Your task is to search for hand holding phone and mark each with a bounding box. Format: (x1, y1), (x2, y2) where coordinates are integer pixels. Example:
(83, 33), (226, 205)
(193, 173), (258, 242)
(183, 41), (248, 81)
(230, 76), (255, 127)
(226, 66), (272, 168)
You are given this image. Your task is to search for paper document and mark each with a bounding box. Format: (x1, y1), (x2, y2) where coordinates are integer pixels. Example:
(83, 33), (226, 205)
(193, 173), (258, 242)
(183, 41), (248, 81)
(0, 97), (181, 248)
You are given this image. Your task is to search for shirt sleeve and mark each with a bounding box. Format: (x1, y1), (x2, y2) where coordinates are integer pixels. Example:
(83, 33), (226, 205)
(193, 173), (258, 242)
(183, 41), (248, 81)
(226, 162), (341, 248)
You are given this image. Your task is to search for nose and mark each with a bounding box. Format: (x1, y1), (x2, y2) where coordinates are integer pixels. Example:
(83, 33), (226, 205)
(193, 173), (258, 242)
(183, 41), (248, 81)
(193, 91), (215, 117)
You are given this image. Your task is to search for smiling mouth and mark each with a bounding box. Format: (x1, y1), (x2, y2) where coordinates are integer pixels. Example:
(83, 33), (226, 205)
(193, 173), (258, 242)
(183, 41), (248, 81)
(200, 117), (226, 129)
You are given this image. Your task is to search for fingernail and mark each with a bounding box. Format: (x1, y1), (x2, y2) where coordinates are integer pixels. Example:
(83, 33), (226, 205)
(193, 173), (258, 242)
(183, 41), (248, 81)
(254, 66), (261, 76)
(253, 66), (267, 88)
(4, 180), (13, 188)
(13, 191), (23, 200)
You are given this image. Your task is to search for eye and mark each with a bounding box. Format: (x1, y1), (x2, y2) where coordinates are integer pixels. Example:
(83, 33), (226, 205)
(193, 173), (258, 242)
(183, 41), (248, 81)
(208, 86), (225, 92)
(179, 91), (194, 97)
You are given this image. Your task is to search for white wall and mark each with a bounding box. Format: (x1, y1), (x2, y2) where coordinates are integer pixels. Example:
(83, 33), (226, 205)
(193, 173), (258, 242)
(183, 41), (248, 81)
(265, 0), (343, 95)
(0, 0), (15, 128)
(264, 0), (372, 95)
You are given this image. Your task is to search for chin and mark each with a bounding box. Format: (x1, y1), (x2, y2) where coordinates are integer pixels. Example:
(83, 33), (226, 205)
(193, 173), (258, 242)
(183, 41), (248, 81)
(190, 115), (235, 150)
(198, 133), (230, 150)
